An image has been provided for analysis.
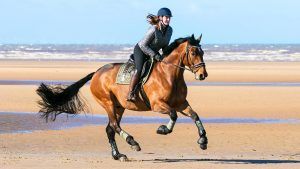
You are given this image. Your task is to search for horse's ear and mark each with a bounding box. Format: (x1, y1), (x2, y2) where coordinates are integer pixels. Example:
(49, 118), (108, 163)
(191, 34), (195, 39)
(197, 34), (202, 43)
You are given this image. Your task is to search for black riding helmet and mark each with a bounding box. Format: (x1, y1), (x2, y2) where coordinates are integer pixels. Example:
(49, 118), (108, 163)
(157, 7), (172, 17)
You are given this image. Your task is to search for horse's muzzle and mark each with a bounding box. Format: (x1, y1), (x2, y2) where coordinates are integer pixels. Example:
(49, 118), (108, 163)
(195, 74), (206, 81)
(195, 71), (208, 80)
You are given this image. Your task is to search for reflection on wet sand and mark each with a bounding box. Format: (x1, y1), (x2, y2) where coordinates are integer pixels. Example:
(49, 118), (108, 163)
(0, 112), (299, 134)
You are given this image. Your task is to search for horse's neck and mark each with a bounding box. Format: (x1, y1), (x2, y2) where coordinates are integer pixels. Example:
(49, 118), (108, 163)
(158, 49), (185, 82)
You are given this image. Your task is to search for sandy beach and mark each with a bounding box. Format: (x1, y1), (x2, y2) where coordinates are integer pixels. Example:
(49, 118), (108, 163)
(0, 60), (299, 169)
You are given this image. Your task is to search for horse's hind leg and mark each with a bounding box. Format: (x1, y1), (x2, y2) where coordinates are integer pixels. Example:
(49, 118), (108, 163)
(104, 100), (141, 154)
(105, 105), (128, 161)
(111, 106), (141, 152)
(96, 95), (140, 161)
(106, 123), (127, 161)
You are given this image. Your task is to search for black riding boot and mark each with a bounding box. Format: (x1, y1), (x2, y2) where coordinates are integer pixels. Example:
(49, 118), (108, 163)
(127, 71), (139, 102)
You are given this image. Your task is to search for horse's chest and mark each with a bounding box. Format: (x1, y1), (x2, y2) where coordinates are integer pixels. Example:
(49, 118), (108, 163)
(168, 82), (187, 106)
(145, 76), (187, 108)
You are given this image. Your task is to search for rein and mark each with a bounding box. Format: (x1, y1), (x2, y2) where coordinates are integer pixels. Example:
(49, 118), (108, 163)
(161, 44), (205, 73)
(161, 60), (192, 72)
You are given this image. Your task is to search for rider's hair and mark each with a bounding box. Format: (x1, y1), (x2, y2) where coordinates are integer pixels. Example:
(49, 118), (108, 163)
(147, 14), (160, 26)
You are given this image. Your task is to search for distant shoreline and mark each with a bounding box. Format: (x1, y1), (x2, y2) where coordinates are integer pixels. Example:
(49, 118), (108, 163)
(0, 58), (129, 62)
(1, 44), (300, 62)
(1, 58), (300, 63)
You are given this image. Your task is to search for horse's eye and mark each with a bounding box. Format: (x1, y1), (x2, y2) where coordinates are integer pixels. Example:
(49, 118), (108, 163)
(192, 52), (196, 55)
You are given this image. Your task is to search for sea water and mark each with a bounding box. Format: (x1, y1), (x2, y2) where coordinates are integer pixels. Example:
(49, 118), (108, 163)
(0, 44), (300, 62)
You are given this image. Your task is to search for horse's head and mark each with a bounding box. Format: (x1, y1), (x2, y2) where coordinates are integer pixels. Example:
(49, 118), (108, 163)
(184, 34), (208, 80)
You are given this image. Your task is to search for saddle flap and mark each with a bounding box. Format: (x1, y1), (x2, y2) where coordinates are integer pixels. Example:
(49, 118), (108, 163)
(116, 61), (135, 84)
(116, 57), (154, 85)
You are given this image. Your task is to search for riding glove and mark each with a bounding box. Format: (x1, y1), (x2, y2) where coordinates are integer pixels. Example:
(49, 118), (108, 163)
(153, 53), (163, 61)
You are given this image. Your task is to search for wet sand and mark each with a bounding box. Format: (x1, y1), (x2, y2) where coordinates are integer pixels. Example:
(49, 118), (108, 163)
(0, 60), (300, 169)
(1, 124), (299, 169)
(1, 60), (300, 82)
(1, 112), (298, 134)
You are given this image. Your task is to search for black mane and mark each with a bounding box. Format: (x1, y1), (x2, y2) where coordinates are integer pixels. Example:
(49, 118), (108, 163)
(163, 35), (200, 56)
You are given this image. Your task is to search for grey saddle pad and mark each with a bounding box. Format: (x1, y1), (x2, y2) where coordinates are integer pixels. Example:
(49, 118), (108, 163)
(116, 57), (154, 85)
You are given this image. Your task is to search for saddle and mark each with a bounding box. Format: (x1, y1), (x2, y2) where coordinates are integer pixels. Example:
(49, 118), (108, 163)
(116, 54), (154, 85)
(115, 54), (154, 109)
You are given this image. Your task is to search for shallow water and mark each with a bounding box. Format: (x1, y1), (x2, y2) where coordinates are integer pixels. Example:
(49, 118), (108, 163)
(1, 80), (300, 87)
(0, 112), (299, 134)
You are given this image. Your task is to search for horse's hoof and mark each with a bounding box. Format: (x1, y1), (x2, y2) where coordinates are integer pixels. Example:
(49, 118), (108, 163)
(197, 136), (208, 144)
(156, 125), (171, 135)
(112, 154), (128, 162)
(200, 144), (207, 150)
(131, 144), (141, 151)
(119, 155), (128, 162)
(198, 136), (208, 150)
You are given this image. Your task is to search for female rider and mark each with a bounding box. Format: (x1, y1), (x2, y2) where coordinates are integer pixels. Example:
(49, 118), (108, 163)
(127, 7), (173, 102)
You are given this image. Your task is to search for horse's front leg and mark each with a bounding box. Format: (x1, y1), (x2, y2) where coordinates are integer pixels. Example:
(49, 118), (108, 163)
(152, 102), (177, 135)
(178, 101), (208, 150)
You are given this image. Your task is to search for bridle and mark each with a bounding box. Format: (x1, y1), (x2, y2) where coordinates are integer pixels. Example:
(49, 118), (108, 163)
(161, 44), (206, 73)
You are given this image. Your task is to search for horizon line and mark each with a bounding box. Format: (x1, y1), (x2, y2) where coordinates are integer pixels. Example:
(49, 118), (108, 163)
(1, 43), (300, 45)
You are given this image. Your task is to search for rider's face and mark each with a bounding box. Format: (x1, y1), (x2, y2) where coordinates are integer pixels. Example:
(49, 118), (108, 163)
(160, 16), (171, 26)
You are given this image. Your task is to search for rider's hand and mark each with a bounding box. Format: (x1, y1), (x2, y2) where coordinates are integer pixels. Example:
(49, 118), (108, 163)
(153, 53), (163, 62)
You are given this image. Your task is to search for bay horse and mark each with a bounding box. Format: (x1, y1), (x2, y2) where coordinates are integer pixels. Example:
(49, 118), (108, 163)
(36, 34), (208, 161)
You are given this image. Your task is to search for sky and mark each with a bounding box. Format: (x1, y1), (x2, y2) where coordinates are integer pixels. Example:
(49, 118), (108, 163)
(0, 0), (299, 44)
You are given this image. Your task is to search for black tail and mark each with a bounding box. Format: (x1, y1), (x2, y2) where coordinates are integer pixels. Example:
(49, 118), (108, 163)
(36, 72), (95, 121)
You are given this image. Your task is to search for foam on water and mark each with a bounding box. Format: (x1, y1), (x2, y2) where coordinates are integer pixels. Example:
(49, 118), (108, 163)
(0, 44), (300, 61)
